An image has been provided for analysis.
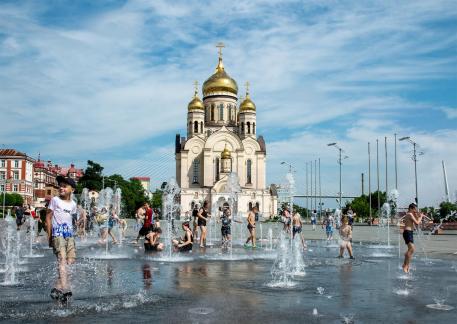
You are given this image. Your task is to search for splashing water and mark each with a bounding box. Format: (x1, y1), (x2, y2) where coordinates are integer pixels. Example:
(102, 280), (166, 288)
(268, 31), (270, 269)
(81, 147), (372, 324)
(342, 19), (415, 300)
(163, 178), (181, 260)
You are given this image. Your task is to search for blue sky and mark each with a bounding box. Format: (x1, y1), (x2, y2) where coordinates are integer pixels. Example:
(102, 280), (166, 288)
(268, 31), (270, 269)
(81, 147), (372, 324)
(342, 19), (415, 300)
(1, 0), (456, 208)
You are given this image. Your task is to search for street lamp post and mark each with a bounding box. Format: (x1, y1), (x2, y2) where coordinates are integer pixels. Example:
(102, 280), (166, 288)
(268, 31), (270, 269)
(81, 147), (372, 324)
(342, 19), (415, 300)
(399, 136), (423, 208)
(327, 143), (348, 210)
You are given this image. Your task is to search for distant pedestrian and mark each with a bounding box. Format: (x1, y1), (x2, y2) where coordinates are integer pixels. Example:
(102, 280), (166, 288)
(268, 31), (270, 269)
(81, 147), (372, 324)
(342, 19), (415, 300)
(311, 210), (317, 230)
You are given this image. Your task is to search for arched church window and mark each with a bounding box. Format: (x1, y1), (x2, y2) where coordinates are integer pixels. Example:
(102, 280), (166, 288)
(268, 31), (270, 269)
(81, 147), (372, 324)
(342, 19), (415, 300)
(247, 122), (251, 134)
(200, 121), (203, 133)
(241, 122), (244, 133)
(215, 157), (220, 181)
(247, 159), (252, 184)
(192, 159), (200, 184)
(248, 202), (253, 211)
(194, 121), (199, 133)
(256, 202), (260, 210)
(253, 122), (256, 134)
(219, 103), (224, 121)
(228, 105), (232, 121)
(211, 104), (215, 121)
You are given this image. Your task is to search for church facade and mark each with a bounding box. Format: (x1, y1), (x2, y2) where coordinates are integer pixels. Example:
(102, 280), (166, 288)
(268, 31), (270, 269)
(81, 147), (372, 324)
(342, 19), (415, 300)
(175, 47), (277, 218)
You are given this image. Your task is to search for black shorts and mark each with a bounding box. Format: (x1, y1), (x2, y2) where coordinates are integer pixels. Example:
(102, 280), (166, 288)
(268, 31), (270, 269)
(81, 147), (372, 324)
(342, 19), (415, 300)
(403, 230), (414, 245)
(144, 243), (159, 252)
(178, 244), (192, 252)
(198, 219), (206, 227)
(293, 226), (302, 234)
(139, 225), (153, 237)
(221, 226), (231, 236)
(247, 224), (254, 231)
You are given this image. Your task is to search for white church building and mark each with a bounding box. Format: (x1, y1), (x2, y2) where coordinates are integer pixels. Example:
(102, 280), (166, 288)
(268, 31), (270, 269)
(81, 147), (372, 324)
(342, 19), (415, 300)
(175, 46), (277, 218)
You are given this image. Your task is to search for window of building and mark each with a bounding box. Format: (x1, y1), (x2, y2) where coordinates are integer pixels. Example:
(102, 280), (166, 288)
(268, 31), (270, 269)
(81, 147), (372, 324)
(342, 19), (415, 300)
(0, 171), (5, 180)
(228, 105), (232, 121)
(14, 160), (19, 168)
(13, 171), (19, 180)
(247, 159), (252, 184)
(192, 159), (200, 184)
(219, 103), (224, 121)
(0, 160), (4, 167)
(247, 122), (251, 134)
(0, 184), (4, 192)
(13, 184), (18, 192)
(34, 182), (38, 188)
(211, 104), (215, 121)
(215, 157), (220, 181)
(253, 122), (256, 134)
(241, 122), (244, 133)
(194, 121), (199, 133)
(248, 202), (253, 211)
(256, 202), (260, 210)
(200, 121), (203, 133)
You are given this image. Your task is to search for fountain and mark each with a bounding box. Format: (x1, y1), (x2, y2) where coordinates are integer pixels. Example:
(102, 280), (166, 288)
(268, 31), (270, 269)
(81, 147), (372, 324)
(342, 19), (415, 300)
(267, 227), (273, 250)
(268, 171), (305, 287)
(0, 213), (20, 285)
(163, 178), (181, 260)
(24, 217), (43, 258)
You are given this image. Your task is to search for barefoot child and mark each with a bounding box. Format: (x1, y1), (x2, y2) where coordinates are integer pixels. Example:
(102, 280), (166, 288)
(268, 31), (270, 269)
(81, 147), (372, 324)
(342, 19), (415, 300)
(338, 216), (354, 259)
(292, 212), (307, 249)
(46, 176), (77, 302)
(244, 206), (257, 248)
(172, 222), (193, 252)
(402, 203), (423, 273)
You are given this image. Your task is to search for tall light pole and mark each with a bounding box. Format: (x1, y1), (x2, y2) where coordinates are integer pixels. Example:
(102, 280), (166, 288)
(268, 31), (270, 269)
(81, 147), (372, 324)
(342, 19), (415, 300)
(368, 142), (372, 222)
(328, 143), (348, 210)
(318, 158), (322, 220)
(305, 162), (308, 215)
(310, 160), (313, 211)
(394, 133), (398, 190)
(314, 159), (317, 212)
(376, 139), (380, 216)
(399, 136), (423, 207)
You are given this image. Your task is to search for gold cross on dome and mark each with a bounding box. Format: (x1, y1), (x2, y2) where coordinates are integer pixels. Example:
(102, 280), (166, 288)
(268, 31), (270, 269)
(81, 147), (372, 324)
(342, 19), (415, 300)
(193, 80), (199, 96)
(245, 81), (250, 95)
(216, 42), (225, 58)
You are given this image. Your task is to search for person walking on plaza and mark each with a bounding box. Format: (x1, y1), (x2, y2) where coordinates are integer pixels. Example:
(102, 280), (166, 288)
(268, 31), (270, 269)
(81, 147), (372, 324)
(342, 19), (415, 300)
(46, 176), (77, 303)
(197, 201), (210, 248)
(244, 206), (257, 248)
(310, 210), (317, 230)
(402, 203), (423, 273)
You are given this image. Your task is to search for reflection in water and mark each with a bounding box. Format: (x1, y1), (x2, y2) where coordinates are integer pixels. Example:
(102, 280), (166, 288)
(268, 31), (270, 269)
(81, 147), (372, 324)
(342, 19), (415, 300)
(340, 262), (353, 308)
(142, 263), (152, 290)
(107, 263), (114, 288)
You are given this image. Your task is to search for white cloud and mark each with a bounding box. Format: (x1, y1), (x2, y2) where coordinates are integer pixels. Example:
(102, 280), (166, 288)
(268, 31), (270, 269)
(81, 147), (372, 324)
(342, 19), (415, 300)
(0, 0), (455, 207)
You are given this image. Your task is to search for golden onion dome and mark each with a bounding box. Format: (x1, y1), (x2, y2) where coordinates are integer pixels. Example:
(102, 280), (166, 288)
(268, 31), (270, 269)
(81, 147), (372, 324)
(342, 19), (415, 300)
(221, 144), (231, 159)
(202, 56), (238, 96)
(188, 85), (204, 111)
(239, 84), (256, 112)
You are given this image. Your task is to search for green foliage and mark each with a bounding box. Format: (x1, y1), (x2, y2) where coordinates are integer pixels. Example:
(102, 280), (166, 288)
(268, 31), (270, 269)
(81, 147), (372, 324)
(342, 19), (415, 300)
(439, 201), (457, 220)
(151, 189), (163, 210)
(76, 160), (104, 192)
(292, 204), (307, 218)
(0, 192), (24, 207)
(345, 191), (387, 221)
(76, 161), (151, 218)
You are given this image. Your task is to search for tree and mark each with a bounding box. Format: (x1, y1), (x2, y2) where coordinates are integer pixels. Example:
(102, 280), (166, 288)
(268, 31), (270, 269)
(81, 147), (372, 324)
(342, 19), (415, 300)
(77, 160), (104, 192)
(151, 189), (163, 210)
(346, 195), (370, 221)
(0, 193), (24, 207)
(439, 201), (457, 221)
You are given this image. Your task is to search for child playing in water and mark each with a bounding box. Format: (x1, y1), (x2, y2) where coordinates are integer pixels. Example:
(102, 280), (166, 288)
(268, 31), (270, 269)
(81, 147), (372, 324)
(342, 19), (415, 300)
(46, 176), (77, 302)
(292, 212), (307, 250)
(338, 216), (354, 259)
(172, 222), (193, 252)
(402, 203), (423, 273)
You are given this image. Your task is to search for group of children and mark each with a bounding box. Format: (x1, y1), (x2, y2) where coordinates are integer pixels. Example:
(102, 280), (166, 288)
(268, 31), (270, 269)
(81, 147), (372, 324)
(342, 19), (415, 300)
(45, 176), (424, 304)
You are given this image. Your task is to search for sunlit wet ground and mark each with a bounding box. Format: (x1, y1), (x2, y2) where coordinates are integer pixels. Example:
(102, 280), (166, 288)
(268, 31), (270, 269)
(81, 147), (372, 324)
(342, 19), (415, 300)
(1, 221), (456, 323)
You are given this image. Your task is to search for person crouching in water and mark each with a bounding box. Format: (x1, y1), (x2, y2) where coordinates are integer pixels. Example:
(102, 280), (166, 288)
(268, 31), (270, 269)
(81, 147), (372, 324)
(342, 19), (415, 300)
(338, 216), (354, 259)
(144, 227), (164, 252)
(172, 222), (193, 252)
(292, 212), (307, 250)
(46, 176), (77, 301)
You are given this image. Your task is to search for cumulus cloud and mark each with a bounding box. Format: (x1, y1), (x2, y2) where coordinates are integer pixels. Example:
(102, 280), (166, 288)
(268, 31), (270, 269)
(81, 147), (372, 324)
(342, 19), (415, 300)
(0, 0), (455, 207)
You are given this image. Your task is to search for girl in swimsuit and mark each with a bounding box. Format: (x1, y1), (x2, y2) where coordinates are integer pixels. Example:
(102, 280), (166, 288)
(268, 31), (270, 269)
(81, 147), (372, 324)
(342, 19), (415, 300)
(197, 201), (210, 248)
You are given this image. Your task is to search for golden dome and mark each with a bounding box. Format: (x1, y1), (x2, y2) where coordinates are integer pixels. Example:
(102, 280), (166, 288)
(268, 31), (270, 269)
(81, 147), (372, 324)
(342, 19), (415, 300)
(202, 56), (238, 96)
(240, 83), (256, 112)
(221, 144), (231, 159)
(188, 83), (204, 111)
